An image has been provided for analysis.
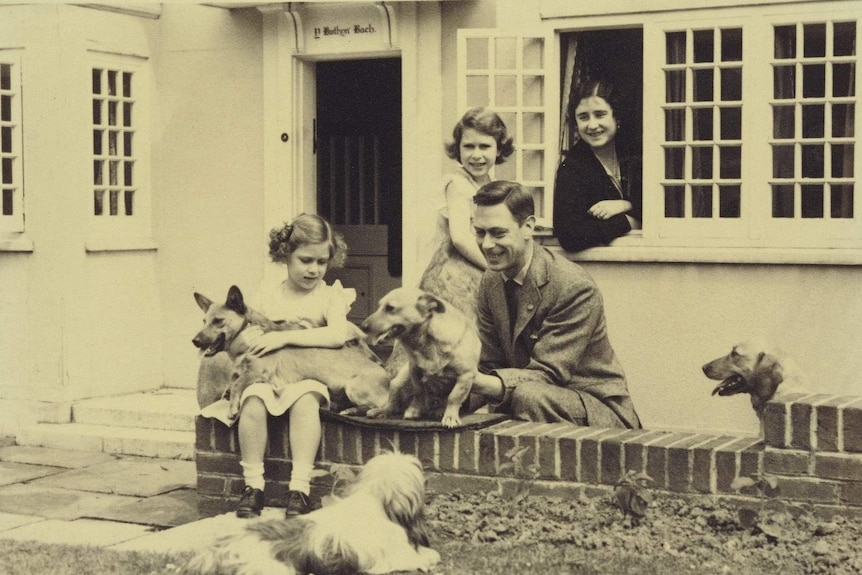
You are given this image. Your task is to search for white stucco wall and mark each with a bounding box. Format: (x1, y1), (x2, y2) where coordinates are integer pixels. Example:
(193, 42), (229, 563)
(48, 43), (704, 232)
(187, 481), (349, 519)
(154, 5), (265, 391)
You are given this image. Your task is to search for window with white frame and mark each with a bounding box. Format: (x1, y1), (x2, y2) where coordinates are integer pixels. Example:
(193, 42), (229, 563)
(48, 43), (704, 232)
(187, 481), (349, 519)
(90, 54), (150, 237)
(457, 31), (555, 224)
(460, 4), (859, 250)
(0, 55), (24, 233)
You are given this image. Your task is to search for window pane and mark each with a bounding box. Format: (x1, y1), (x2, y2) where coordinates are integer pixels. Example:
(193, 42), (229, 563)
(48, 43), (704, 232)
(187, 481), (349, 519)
(109, 131), (117, 155)
(692, 146), (713, 179)
(692, 185), (713, 217)
(94, 190), (104, 215)
(693, 69), (714, 101)
(523, 75), (543, 106)
(833, 63), (855, 98)
(720, 107), (741, 140)
(720, 146), (741, 179)
(831, 184), (854, 218)
(801, 184), (824, 218)
(801, 144), (824, 177)
(664, 185), (685, 217)
(803, 23), (826, 58)
(92, 68), (102, 94)
(523, 38), (543, 68)
(772, 185), (795, 217)
(122, 72), (132, 98)
(124, 190), (134, 216)
(1, 95), (11, 122)
(802, 64), (825, 98)
(834, 22), (856, 57)
(773, 105), (795, 138)
(522, 113), (543, 144)
(466, 38), (489, 69)
(720, 68), (742, 101)
(773, 65), (795, 99)
(107, 70), (117, 96)
(773, 145), (794, 178)
(692, 108), (713, 140)
(1, 126), (10, 153)
(495, 75), (517, 106)
(109, 160), (118, 185)
(2, 189), (12, 216)
(109, 189), (119, 215)
(108, 101), (117, 126)
(1, 158), (10, 184)
(522, 150), (543, 181)
(466, 76), (488, 107)
(801, 104), (824, 138)
(93, 160), (103, 185)
(666, 32), (686, 64)
(832, 144), (854, 178)
(495, 37), (517, 69)
(774, 25), (796, 59)
(694, 30), (714, 63)
(721, 28), (742, 62)
(93, 130), (102, 155)
(123, 102), (132, 127)
(495, 159), (515, 181)
(93, 100), (102, 125)
(665, 70), (686, 102)
(123, 132), (133, 156)
(665, 109), (685, 141)
(665, 148), (685, 179)
(124, 161), (133, 186)
(719, 185), (741, 217)
(832, 104), (855, 137)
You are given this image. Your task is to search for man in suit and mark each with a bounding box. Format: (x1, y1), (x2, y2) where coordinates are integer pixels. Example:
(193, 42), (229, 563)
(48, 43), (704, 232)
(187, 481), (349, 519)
(470, 180), (641, 428)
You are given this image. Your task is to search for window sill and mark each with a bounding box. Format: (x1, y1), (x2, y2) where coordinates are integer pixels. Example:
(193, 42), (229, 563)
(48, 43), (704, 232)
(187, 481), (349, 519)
(0, 234), (34, 252)
(536, 233), (862, 265)
(85, 237), (158, 253)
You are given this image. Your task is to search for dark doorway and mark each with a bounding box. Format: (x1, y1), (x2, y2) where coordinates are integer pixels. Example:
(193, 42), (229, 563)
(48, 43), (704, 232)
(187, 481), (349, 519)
(315, 58), (402, 322)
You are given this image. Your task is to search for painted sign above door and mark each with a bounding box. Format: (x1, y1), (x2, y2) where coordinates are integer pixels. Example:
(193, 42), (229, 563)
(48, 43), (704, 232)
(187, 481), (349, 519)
(281, 2), (398, 55)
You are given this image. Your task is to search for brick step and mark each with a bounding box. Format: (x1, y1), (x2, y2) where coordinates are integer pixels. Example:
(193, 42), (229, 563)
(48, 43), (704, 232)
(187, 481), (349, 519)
(16, 422), (195, 460)
(72, 388), (198, 432)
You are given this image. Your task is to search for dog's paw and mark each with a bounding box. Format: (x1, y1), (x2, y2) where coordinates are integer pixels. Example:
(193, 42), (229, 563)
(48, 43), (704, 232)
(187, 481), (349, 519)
(338, 406), (367, 416)
(441, 407), (461, 428)
(366, 406), (388, 419)
(404, 404), (422, 420)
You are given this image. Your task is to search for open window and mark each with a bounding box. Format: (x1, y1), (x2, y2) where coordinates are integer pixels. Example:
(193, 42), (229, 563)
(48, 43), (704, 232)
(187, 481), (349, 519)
(0, 54), (23, 234)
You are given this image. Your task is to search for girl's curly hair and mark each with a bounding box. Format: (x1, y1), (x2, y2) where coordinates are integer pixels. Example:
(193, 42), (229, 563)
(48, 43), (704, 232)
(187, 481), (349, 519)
(444, 106), (515, 165)
(268, 213), (348, 269)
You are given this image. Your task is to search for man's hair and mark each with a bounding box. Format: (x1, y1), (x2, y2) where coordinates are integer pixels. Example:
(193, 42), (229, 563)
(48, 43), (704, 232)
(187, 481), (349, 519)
(473, 180), (535, 225)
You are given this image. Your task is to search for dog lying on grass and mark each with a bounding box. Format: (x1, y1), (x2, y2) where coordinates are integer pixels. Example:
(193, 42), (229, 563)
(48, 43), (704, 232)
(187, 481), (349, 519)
(702, 340), (806, 417)
(193, 285), (389, 418)
(360, 287), (481, 428)
(182, 451), (440, 575)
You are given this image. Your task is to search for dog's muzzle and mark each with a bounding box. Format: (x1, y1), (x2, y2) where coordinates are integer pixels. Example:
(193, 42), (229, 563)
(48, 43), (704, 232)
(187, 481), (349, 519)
(360, 320), (406, 346)
(710, 373), (748, 397)
(192, 333), (226, 357)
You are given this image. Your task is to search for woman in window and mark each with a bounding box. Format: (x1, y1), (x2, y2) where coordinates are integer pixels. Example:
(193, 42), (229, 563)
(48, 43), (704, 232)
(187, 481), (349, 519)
(553, 80), (642, 251)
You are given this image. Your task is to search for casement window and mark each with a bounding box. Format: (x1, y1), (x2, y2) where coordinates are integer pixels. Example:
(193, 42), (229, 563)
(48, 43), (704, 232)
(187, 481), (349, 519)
(457, 31), (556, 225)
(0, 55), (24, 233)
(90, 53), (151, 240)
(459, 3), (860, 252)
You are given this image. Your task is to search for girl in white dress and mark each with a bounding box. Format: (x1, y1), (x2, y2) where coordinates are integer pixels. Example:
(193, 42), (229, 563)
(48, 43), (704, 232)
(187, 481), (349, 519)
(234, 214), (353, 518)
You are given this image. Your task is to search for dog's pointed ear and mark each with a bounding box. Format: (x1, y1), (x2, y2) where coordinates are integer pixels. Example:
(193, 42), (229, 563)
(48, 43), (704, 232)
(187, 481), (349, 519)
(194, 292), (213, 312)
(416, 292), (445, 317)
(752, 351), (784, 406)
(226, 285), (247, 314)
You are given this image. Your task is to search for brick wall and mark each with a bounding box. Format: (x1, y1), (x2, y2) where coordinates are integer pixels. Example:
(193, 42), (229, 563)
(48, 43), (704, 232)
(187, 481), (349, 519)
(195, 393), (862, 517)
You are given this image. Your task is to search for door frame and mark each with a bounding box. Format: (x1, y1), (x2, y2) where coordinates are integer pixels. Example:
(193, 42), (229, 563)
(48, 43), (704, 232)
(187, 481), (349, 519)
(258, 2), (443, 287)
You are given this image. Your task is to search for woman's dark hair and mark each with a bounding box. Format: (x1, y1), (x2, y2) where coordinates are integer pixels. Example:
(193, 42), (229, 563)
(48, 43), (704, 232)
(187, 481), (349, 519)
(572, 79), (623, 117)
(444, 106), (515, 165)
(473, 180), (535, 226)
(268, 213), (348, 269)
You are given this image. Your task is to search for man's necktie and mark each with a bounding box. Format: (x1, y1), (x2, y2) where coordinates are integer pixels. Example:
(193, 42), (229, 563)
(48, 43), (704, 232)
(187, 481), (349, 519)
(504, 279), (519, 336)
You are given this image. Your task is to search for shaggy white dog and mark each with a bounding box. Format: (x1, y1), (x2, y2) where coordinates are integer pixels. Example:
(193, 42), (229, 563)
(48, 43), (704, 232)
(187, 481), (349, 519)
(183, 452), (440, 575)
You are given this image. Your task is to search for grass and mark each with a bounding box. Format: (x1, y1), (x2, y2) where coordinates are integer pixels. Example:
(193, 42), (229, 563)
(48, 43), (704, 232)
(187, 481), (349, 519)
(0, 538), (782, 575)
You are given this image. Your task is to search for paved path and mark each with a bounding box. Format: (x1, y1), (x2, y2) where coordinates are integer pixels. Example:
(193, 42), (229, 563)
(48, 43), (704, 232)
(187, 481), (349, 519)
(0, 444), (274, 554)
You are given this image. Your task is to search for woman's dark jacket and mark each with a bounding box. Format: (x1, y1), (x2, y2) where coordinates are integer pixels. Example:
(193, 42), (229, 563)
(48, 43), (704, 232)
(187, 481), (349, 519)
(552, 139), (642, 252)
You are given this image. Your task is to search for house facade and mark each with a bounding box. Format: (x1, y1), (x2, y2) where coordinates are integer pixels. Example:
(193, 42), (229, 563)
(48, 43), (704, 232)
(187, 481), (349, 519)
(1, 0), (859, 438)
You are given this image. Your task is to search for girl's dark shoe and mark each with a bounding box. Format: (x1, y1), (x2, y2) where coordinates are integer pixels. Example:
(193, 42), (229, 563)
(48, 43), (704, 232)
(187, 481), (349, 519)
(236, 486), (264, 518)
(285, 490), (311, 518)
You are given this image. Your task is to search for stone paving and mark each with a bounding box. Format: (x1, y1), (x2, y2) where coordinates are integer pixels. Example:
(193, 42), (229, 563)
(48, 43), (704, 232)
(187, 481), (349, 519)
(0, 444), (241, 554)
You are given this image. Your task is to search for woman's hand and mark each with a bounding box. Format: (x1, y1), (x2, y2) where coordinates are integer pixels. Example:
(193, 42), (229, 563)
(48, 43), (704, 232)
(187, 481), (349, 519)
(588, 199), (632, 220)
